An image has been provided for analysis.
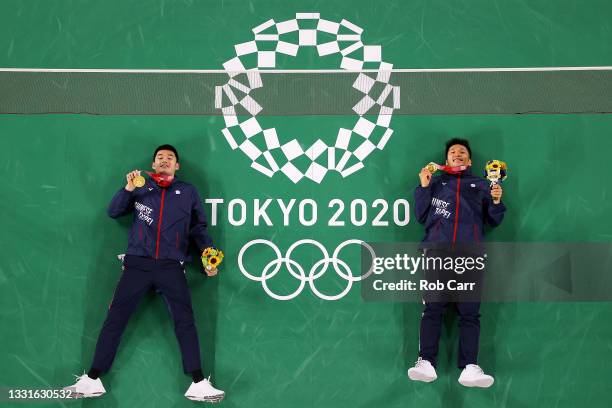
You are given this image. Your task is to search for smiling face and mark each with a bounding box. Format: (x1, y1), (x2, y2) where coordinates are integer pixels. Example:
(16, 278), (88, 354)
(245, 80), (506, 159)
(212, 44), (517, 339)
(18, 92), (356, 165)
(152, 149), (179, 176)
(446, 144), (472, 167)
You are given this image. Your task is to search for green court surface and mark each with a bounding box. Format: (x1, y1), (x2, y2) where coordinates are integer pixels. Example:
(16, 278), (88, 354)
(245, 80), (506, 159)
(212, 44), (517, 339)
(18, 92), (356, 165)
(1, 1), (611, 407)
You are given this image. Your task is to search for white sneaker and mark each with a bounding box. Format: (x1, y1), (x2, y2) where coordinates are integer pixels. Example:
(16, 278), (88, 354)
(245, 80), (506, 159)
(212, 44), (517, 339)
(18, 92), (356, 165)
(407, 357), (437, 382)
(63, 373), (106, 398)
(184, 377), (225, 403)
(458, 364), (494, 388)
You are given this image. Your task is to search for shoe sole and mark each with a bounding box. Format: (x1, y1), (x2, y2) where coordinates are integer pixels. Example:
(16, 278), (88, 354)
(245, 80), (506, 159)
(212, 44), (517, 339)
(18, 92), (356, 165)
(458, 378), (494, 388)
(407, 369), (437, 383)
(186, 393), (225, 403)
(69, 392), (106, 399)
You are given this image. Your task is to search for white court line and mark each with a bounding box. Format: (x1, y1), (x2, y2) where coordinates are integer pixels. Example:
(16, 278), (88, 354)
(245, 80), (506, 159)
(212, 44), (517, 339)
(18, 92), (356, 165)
(1, 67), (612, 73)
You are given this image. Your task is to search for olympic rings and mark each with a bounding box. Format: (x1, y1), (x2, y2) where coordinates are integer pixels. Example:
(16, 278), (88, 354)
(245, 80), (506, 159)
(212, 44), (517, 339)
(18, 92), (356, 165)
(238, 238), (376, 300)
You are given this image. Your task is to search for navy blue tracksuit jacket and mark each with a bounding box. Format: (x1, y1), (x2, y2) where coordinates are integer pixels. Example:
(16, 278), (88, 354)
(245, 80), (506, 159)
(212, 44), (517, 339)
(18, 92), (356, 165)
(413, 166), (505, 246)
(107, 176), (213, 262)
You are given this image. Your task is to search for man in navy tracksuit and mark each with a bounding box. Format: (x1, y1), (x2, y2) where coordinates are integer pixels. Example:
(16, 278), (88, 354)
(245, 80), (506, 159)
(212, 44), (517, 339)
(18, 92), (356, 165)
(65, 145), (225, 402)
(407, 138), (505, 388)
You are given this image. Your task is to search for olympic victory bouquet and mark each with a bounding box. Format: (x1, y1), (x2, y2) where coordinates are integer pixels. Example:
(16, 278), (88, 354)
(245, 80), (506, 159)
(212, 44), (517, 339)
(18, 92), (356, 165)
(201, 247), (224, 276)
(484, 159), (508, 186)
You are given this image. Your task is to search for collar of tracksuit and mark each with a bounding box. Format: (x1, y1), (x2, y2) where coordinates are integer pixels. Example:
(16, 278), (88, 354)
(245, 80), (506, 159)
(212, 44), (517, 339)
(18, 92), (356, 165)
(147, 175), (179, 189)
(441, 165), (473, 177)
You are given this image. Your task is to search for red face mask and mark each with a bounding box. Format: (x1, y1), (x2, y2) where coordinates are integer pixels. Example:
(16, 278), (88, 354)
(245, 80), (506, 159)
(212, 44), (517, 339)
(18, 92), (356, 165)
(146, 171), (174, 188)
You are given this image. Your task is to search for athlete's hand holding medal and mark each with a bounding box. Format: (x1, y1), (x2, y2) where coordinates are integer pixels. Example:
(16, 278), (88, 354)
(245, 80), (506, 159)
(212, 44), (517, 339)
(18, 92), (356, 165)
(125, 170), (177, 191)
(125, 170), (145, 191)
(418, 162), (469, 188)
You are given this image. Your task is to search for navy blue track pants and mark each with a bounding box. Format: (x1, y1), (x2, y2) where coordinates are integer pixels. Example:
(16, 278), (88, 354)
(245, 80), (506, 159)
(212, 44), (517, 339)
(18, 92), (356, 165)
(418, 248), (482, 369)
(90, 255), (201, 374)
(418, 300), (481, 369)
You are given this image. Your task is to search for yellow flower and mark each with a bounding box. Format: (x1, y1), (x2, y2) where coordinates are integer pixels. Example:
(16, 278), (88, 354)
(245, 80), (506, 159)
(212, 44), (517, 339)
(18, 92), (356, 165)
(209, 256), (219, 266)
(202, 247), (213, 257)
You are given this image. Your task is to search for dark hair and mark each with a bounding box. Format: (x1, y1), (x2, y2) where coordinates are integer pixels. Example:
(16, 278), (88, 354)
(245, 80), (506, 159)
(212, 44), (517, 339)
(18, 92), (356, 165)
(153, 144), (179, 162)
(445, 138), (471, 158)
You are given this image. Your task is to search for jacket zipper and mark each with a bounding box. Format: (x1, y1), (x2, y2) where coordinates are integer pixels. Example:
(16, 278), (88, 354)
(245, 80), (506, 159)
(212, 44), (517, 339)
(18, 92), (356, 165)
(452, 175), (461, 245)
(155, 189), (167, 259)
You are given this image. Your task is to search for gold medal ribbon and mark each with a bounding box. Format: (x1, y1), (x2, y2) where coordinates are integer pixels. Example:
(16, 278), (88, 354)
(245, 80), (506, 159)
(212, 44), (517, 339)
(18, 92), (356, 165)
(426, 162), (469, 175)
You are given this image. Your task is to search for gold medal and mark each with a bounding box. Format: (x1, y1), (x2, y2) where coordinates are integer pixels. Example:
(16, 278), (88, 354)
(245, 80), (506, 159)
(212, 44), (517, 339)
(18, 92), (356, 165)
(133, 175), (146, 188)
(426, 162), (438, 173)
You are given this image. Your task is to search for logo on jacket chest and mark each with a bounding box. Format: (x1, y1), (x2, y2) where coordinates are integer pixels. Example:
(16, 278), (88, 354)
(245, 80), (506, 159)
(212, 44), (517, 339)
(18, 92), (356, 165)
(135, 201), (154, 226)
(431, 196), (452, 219)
